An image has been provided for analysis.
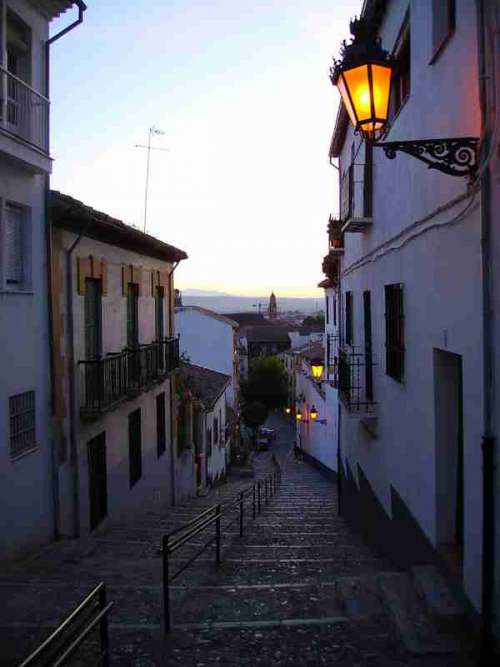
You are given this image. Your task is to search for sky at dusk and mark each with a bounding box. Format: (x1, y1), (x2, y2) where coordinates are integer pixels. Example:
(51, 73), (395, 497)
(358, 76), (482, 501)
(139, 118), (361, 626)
(50, 0), (362, 297)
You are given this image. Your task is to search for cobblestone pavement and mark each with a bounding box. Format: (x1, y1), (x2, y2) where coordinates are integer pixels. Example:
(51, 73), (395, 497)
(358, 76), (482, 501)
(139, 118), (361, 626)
(0, 414), (475, 665)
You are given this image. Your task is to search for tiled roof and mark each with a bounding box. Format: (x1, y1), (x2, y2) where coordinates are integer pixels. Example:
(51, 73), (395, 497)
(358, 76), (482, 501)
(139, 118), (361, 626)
(50, 191), (187, 263)
(244, 326), (291, 344)
(224, 313), (271, 326)
(176, 306), (238, 328)
(180, 363), (231, 410)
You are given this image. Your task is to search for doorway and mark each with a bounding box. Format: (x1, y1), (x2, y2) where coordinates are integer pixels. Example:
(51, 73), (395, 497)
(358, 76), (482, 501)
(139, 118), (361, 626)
(87, 432), (107, 531)
(433, 350), (464, 571)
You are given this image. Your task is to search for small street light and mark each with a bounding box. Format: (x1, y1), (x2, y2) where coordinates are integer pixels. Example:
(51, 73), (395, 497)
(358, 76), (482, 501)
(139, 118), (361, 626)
(310, 405), (318, 421)
(311, 359), (324, 382)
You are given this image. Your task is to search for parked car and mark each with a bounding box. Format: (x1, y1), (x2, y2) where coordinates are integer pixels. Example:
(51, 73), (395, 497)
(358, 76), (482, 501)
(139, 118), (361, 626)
(255, 427), (277, 451)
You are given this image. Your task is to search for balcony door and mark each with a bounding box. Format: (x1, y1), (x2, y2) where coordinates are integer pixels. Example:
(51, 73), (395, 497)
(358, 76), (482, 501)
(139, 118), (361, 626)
(85, 279), (102, 359)
(5, 10), (31, 136)
(127, 283), (139, 348)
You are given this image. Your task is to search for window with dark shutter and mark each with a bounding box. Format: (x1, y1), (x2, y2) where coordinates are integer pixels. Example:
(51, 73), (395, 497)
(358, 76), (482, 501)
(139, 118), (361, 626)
(85, 278), (102, 359)
(5, 203), (24, 285)
(385, 284), (405, 382)
(325, 296), (330, 324)
(128, 408), (142, 487)
(431, 0), (455, 63)
(127, 283), (139, 348)
(345, 291), (353, 346)
(363, 291), (373, 401)
(156, 393), (166, 457)
(155, 286), (164, 341)
(390, 16), (410, 120)
(206, 427), (213, 457)
(333, 298), (337, 327)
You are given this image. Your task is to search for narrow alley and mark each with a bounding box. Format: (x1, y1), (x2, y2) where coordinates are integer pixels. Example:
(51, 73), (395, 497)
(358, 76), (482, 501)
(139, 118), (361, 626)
(0, 415), (473, 666)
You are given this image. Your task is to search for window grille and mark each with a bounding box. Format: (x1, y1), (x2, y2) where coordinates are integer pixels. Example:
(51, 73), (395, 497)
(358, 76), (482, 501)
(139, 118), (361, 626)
(9, 390), (36, 458)
(385, 284), (405, 382)
(363, 291), (374, 401)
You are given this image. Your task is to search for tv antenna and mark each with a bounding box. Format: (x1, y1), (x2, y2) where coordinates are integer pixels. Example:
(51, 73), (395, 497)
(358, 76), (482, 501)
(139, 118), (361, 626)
(135, 126), (169, 232)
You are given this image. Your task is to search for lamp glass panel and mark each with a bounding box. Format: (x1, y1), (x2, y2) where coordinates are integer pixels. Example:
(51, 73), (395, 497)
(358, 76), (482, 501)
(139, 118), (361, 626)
(371, 64), (392, 120)
(342, 64), (372, 122)
(311, 364), (324, 380)
(338, 74), (358, 128)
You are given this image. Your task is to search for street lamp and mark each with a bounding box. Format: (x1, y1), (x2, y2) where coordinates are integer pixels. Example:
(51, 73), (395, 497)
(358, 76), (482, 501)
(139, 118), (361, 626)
(330, 17), (479, 180)
(311, 359), (324, 382)
(285, 406), (291, 415)
(310, 405), (318, 421)
(296, 412), (302, 422)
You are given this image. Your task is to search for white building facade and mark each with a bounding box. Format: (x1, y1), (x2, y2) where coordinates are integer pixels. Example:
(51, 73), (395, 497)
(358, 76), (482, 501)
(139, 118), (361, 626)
(0, 1), (84, 562)
(50, 192), (187, 534)
(175, 306), (239, 408)
(329, 0), (499, 644)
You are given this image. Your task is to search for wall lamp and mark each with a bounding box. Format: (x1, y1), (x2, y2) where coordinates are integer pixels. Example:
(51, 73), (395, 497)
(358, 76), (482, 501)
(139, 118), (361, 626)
(330, 17), (479, 180)
(310, 405), (327, 424)
(311, 359), (325, 382)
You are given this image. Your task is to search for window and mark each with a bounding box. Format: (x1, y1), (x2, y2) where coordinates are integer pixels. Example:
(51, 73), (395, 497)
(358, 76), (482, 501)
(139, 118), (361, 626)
(363, 143), (373, 218)
(214, 417), (219, 445)
(84, 279), (102, 359)
(177, 402), (188, 452)
(155, 286), (164, 341)
(3, 203), (30, 289)
(333, 298), (337, 327)
(206, 427), (213, 457)
(156, 393), (166, 457)
(128, 409), (142, 487)
(345, 291), (353, 345)
(385, 284), (405, 382)
(325, 296), (330, 324)
(430, 0), (455, 63)
(127, 283), (139, 347)
(363, 291), (373, 401)
(219, 409), (224, 446)
(390, 16), (410, 120)
(9, 390), (36, 458)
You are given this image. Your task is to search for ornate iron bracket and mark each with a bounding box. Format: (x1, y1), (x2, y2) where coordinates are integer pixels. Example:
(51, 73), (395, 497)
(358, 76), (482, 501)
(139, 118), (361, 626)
(373, 137), (479, 180)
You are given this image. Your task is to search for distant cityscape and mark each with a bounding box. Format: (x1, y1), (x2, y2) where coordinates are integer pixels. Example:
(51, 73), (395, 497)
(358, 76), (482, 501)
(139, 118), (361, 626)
(181, 291), (322, 315)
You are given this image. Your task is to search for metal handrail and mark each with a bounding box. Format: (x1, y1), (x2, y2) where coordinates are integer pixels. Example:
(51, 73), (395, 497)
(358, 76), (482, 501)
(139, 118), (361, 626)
(19, 582), (113, 667)
(162, 460), (282, 633)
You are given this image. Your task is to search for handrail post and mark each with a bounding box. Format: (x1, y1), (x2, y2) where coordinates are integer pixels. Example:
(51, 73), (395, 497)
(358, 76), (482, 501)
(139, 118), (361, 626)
(258, 481), (261, 513)
(215, 504), (221, 566)
(98, 584), (110, 667)
(239, 491), (244, 538)
(252, 484), (256, 519)
(162, 535), (171, 634)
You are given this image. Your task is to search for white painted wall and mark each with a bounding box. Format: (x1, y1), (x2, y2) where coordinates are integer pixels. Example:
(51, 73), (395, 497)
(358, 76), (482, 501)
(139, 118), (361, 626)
(288, 331), (324, 350)
(335, 0), (484, 610)
(205, 389), (228, 483)
(0, 1), (55, 561)
(176, 308), (238, 406)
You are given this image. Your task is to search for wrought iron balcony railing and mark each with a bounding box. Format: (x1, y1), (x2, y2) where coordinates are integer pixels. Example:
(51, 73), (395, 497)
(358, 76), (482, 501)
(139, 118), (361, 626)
(0, 66), (49, 153)
(79, 337), (179, 415)
(338, 347), (376, 413)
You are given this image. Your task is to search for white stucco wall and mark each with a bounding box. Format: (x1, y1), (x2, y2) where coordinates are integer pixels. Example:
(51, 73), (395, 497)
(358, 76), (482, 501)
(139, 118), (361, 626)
(206, 390), (228, 482)
(335, 0), (484, 609)
(176, 308), (237, 406)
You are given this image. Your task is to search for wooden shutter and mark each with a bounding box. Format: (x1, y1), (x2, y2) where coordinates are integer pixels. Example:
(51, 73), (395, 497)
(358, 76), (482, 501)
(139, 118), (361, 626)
(5, 204), (23, 284)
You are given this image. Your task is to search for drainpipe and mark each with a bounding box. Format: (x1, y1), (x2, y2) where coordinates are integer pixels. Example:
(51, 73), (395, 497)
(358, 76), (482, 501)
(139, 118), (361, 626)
(168, 260), (180, 506)
(476, 0), (497, 662)
(43, 2), (86, 541)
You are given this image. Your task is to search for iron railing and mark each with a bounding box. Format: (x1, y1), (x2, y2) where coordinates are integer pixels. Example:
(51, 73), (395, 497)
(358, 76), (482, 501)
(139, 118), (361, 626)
(79, 337), (179, 415)
(162, 458), (282, 633)
(0, 66), (49, 153)
(338, 347), (376, 412)
(19, 583), (113, 667)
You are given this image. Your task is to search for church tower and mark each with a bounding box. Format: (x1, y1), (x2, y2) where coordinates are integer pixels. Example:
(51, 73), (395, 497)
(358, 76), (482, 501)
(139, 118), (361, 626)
(268, 292), (277, 320)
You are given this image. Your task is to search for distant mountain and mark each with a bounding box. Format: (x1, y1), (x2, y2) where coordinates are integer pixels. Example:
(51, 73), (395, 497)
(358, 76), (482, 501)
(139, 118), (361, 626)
(181, 289), (232, 297)
(181, 294), (321, 315)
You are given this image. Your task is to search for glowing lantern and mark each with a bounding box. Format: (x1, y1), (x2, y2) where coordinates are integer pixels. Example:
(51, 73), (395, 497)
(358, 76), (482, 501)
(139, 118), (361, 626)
(330, 17), (393, 141)
(311, 360), (324, 381)
(296, 412), (302, 422)
(285, 406), (291, 415)
(310, 405), (319, 421)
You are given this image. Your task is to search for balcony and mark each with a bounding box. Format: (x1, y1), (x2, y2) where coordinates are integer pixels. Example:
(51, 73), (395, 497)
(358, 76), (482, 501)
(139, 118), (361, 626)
(340, 159), (373, 233)
(79, 337), (179, 416)
(338, 347), (376, 413)
(0, 66), (50, 171)
(327, 215), (344, 254)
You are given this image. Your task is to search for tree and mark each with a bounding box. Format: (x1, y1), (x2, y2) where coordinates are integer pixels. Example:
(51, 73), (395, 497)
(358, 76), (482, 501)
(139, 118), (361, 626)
(241, 356), (289, 411)
(302, 313), (325, 327)
(241, 401), (268, 431)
